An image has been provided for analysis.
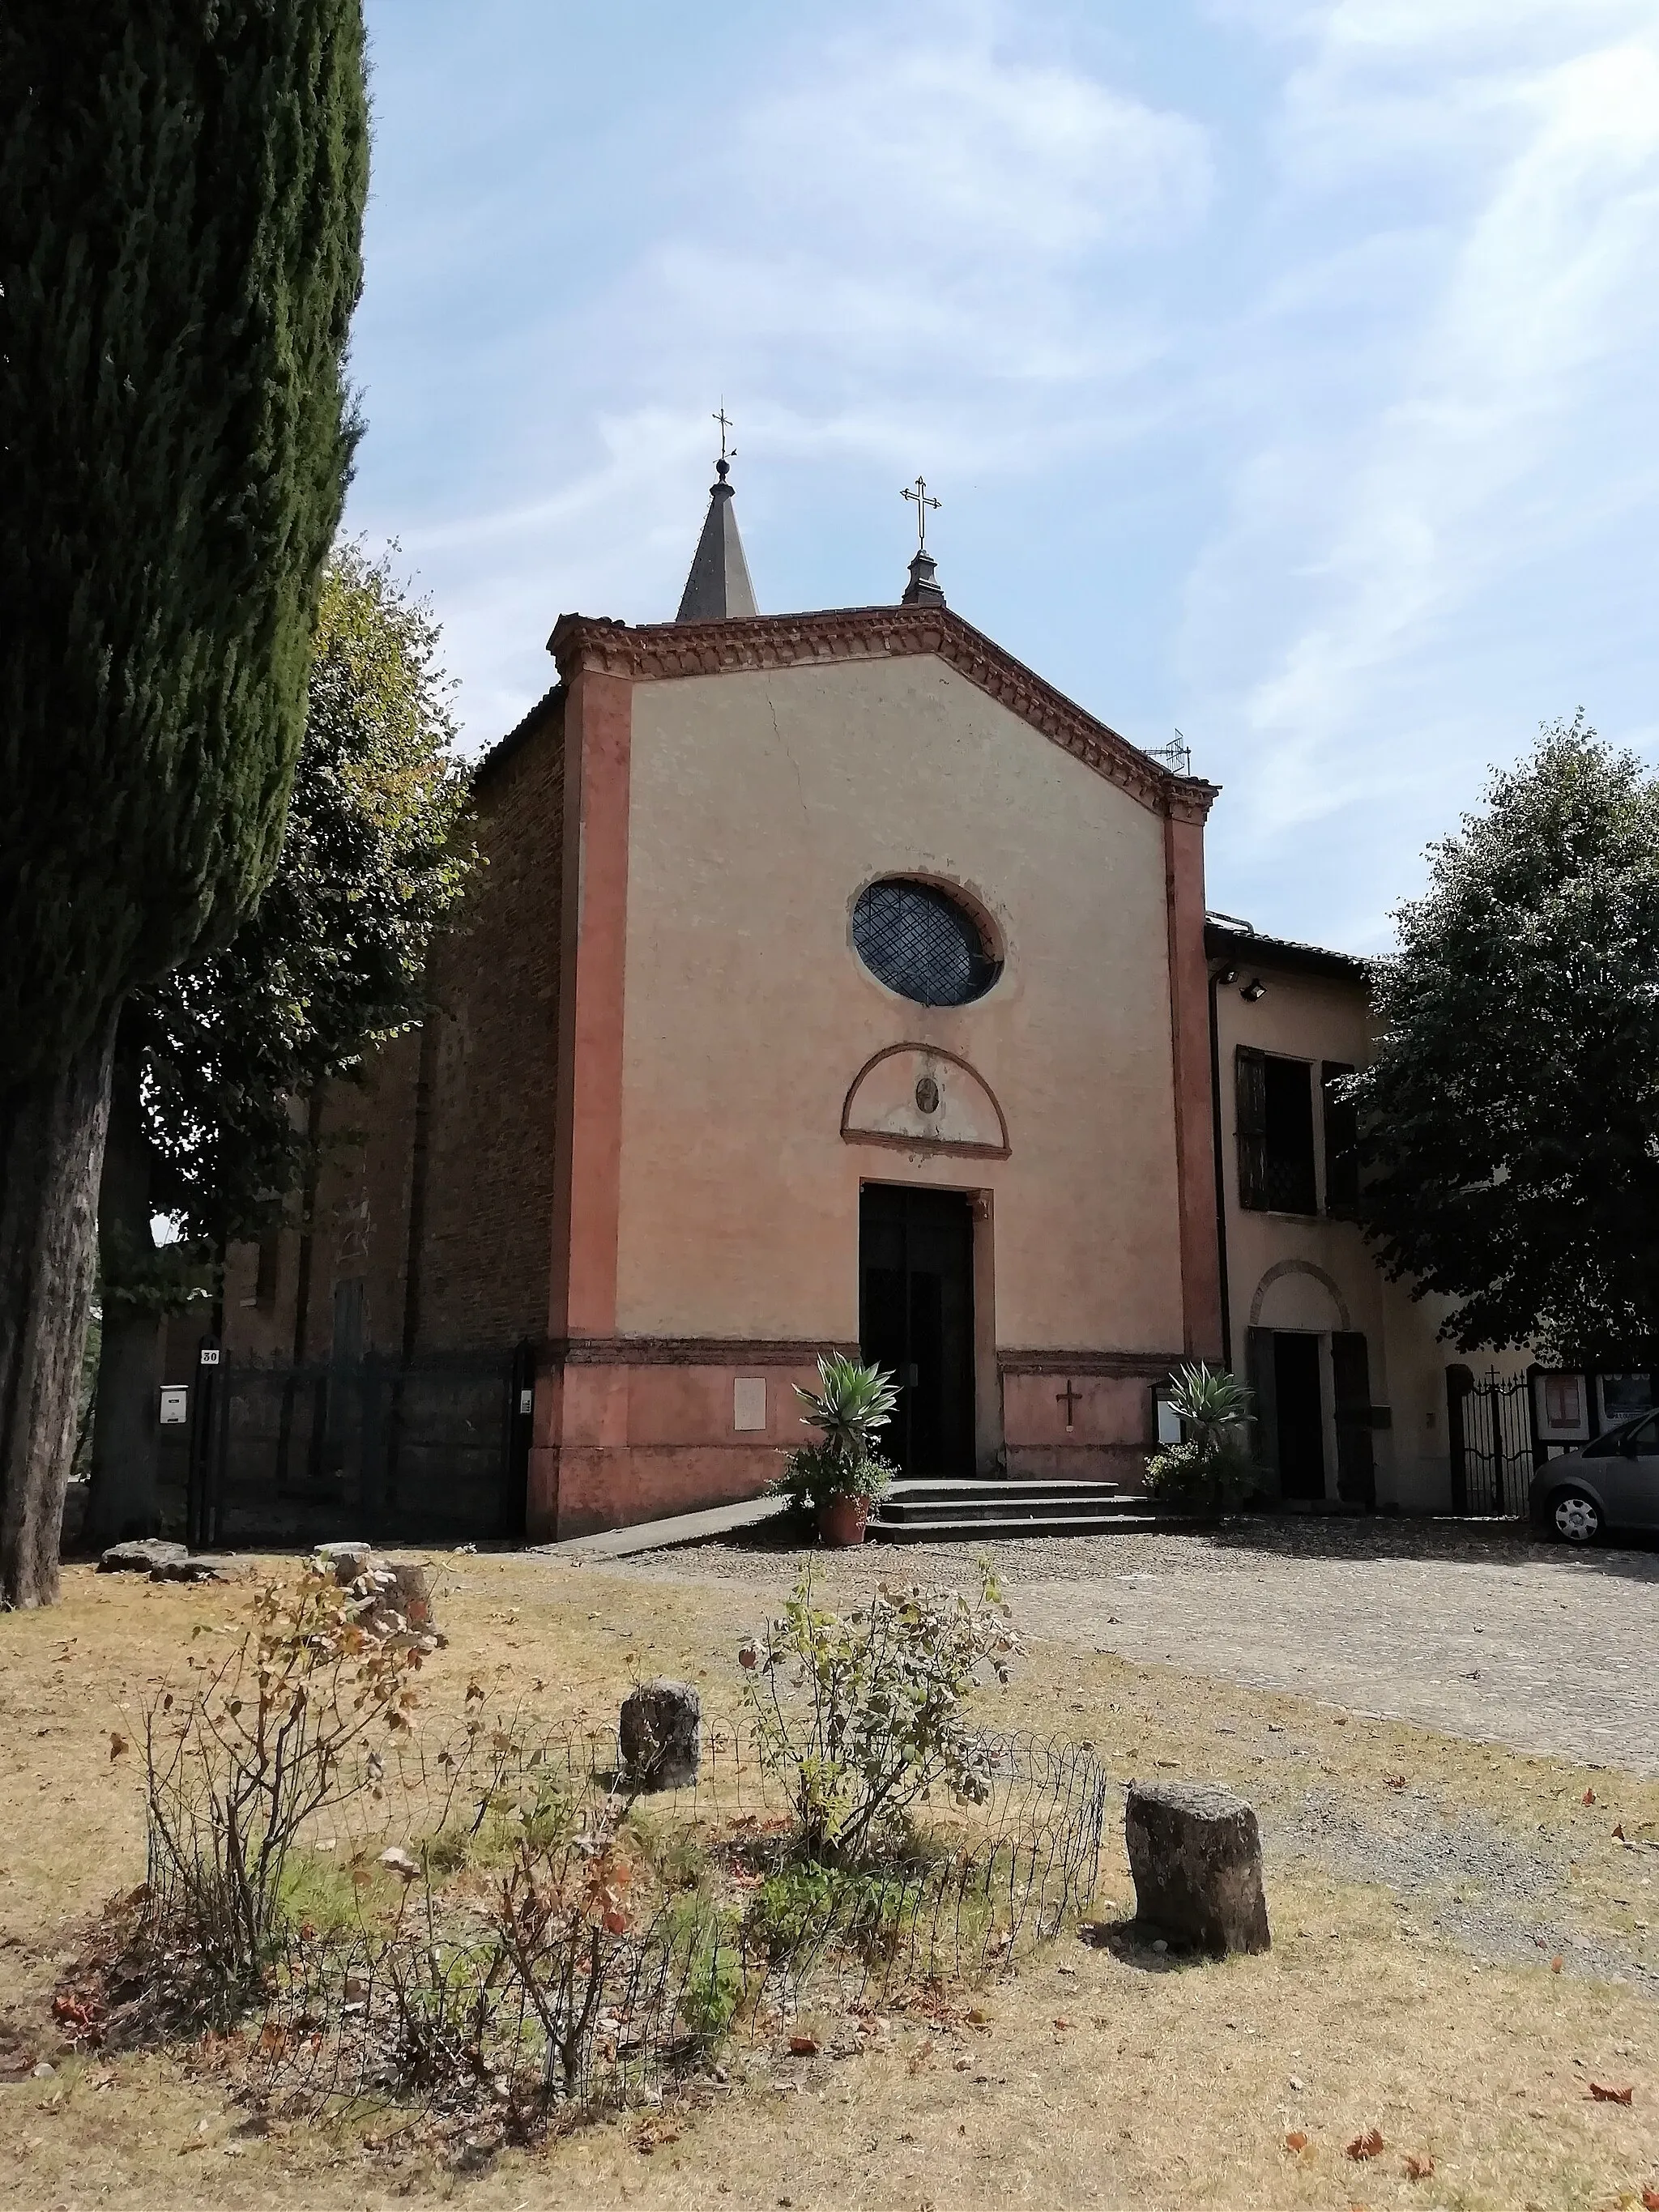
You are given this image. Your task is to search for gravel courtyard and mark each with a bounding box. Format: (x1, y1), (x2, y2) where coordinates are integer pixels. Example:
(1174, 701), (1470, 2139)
(614, 1515), (1659, 1779)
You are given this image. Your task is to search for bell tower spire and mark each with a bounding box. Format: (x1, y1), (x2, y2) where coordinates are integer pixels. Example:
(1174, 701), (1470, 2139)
(675, 408), (759, 622)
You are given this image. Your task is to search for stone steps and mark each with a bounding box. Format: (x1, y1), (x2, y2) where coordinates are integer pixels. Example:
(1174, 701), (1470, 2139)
(866, 1477), (1194, 1543)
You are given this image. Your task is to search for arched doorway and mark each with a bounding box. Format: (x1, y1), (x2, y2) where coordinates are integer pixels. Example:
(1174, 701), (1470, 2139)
(1247, 1263), (1375, 1506)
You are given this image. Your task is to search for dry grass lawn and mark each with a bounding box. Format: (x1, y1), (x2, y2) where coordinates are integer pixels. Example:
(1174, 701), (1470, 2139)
(2, 1550), (1657, 2211)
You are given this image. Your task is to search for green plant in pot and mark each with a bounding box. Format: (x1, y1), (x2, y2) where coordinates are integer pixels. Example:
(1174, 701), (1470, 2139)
(774, 1354), (899, 1546)
(1144, 1360), (1261, 1513)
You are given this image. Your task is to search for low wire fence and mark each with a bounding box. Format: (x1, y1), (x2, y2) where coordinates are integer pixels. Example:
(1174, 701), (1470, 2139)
(245, 1715), (1106, 2129)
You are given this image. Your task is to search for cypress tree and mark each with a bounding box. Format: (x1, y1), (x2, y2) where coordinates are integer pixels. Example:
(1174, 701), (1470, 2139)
(0, 3), (369, 1605)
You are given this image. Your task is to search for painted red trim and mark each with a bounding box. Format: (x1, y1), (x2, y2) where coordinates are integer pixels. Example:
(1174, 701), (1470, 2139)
(552, 667), (632, 1338)
(533, 667), (633, 1541)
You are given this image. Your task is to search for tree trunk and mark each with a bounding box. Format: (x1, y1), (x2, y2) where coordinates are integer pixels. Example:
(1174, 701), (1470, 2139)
(0, 1016), (117, 1608)
(86, 1048), (163, 1549)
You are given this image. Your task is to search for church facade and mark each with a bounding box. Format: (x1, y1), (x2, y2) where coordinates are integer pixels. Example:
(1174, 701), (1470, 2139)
(220, 469), (1477, 1536)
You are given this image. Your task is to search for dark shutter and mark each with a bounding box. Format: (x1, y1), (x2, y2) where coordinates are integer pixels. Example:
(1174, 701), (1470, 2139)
(1322, 1062), (1359, 1216)
(1235, 1047), (1268, 1211)
(1331, 1332), (1375, 1507)
(1245, 1326), (1278, 1488)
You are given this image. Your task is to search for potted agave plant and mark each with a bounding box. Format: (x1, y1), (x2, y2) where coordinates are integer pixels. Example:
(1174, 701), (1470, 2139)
(774, 1353), (900, 1547)
(1144, 1360), (1261, 1514)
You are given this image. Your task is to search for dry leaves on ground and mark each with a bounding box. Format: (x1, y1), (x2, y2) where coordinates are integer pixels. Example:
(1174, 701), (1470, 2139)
(1587, 2081), (1633, 2103)
(1346, 2128), (1385, 2161)
(1403, 2151), (1435, 2180)
(1283, 2131), (1309, 2153)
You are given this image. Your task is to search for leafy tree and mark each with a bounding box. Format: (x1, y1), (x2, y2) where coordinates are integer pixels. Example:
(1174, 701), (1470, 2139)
(0, 5), (368, 1604)
(1354, 715), (1659, 1365)
(87, 546), (471, 1546)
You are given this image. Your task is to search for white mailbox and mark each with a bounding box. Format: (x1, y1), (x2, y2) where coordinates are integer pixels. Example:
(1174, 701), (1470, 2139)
(158, 1386), (189, 1427)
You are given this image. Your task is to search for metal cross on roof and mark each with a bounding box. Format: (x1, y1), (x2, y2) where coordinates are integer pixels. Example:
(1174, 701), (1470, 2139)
(714, 404), (736, 471)
(902, 474), (940, 551)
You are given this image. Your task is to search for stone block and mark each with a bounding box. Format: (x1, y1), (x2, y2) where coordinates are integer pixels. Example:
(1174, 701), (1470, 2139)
(147, 1556), (225, 1583)
(98, 1540), (187, 1574)
(314, 1541), (373, 1575)
(619, 1679), (702, 1791)
(1124, 1779), (1271, 1957)
(326, 1551), (436, 1644)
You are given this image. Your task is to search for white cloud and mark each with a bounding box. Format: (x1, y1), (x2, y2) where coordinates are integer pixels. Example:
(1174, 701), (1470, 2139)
(743, 39), (1209, 263)
(1186, 0), (1659, 929)
(374, 3), (1213, 745)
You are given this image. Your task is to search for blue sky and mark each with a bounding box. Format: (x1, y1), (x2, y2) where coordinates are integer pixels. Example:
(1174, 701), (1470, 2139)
(346, 0), (1659, 953)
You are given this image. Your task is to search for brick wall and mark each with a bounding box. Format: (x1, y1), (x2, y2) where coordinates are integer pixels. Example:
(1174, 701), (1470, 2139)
(412, 697), (565, 1351)
(217, 690), (566, 1366)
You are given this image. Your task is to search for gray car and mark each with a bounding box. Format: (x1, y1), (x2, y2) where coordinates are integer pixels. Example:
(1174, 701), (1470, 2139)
(1529, 1415), (1659, 1544)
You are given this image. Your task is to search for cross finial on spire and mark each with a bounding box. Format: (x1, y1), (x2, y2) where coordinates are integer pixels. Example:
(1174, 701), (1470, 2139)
(902, 474), (940, 551)
(714, 403), (736, 480)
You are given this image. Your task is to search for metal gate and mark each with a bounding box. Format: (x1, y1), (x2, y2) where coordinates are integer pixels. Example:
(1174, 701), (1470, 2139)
(185, 1344), (533, 1550)
(1448, 1367), (1536, 1516)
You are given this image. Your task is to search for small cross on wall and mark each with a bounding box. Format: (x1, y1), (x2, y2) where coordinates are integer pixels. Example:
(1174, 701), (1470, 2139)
(1057, 1379), (1081, 1430)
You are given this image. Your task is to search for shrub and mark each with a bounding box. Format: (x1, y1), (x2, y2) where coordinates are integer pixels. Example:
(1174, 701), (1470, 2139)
(773, 1438), (898, 1515)
(659, 1896), (743, 2044)
(142, 1562), (425, 2005)
(1145, 1361), (1260, 1511)
(744, 1859), (910, 1966)
(739, 1569), (1021, 1865)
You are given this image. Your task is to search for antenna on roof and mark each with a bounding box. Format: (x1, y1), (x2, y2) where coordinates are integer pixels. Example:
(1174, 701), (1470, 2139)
(1149, 729), (1193, 777)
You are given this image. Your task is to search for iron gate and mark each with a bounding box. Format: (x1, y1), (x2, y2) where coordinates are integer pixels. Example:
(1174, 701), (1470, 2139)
(1448, 1367), (1536, 1516)
(185, 1345), (533, 1550)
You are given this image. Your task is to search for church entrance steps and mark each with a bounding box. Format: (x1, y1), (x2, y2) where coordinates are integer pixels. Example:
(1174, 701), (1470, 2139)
(868, 1477), (1196, 1542)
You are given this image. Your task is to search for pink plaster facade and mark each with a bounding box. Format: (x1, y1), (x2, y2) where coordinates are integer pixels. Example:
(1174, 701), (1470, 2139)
(527, 607), (1220, 1536)
(227, 602), (1222, 1540)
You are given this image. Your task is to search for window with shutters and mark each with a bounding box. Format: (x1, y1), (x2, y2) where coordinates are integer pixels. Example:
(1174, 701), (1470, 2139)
(1235, 1048), (1316, 1214)
(1321, 1062), (1359, 1216)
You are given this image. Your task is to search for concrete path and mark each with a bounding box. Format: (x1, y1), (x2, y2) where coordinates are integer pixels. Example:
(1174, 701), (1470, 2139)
(535, 1493), (787, 1562)
(613, 1516), (1659, 1775)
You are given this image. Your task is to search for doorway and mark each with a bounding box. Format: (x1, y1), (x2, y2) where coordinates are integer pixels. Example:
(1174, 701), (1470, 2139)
(859, 1184), (975, 1476)
(1273, 1332), (1326, 1500)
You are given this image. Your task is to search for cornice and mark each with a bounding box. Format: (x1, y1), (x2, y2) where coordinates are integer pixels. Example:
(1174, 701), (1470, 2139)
(998, 1348), (1184, 1379)
(548, 607), (1219, 823)
(550, 1336), (856, 1368)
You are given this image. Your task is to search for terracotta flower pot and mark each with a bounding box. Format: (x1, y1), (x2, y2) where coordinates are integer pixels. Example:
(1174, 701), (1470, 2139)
(817, 1494), (870, 1548)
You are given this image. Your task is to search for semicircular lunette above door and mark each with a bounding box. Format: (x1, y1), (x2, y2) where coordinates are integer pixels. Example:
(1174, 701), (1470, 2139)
(840, 1043), (1010, 1159)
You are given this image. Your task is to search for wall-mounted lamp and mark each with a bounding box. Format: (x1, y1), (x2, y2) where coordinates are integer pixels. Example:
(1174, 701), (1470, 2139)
(1215, 966), (1239, 987)
(1239, 978), (1267, 1003)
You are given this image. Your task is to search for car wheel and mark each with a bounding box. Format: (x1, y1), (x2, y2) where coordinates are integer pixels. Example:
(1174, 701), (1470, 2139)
(1550, 1489), (1602, 1545)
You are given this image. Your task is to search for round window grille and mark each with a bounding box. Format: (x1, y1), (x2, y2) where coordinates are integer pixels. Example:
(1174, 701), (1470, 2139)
(851, 880), (1000, 1007)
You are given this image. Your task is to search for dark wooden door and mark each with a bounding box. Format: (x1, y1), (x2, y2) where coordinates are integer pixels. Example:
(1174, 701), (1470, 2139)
(859, 1184), (975, 1476)
(1331, 1331), (1376, 1507)
(1273, 1332), (1326, 1499)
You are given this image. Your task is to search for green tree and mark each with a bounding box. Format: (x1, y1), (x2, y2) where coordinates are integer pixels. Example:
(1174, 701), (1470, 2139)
(87, 545), (472, 1547)
(1354, 715), (1659, 1365)
(0, 6), (367, 1604)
